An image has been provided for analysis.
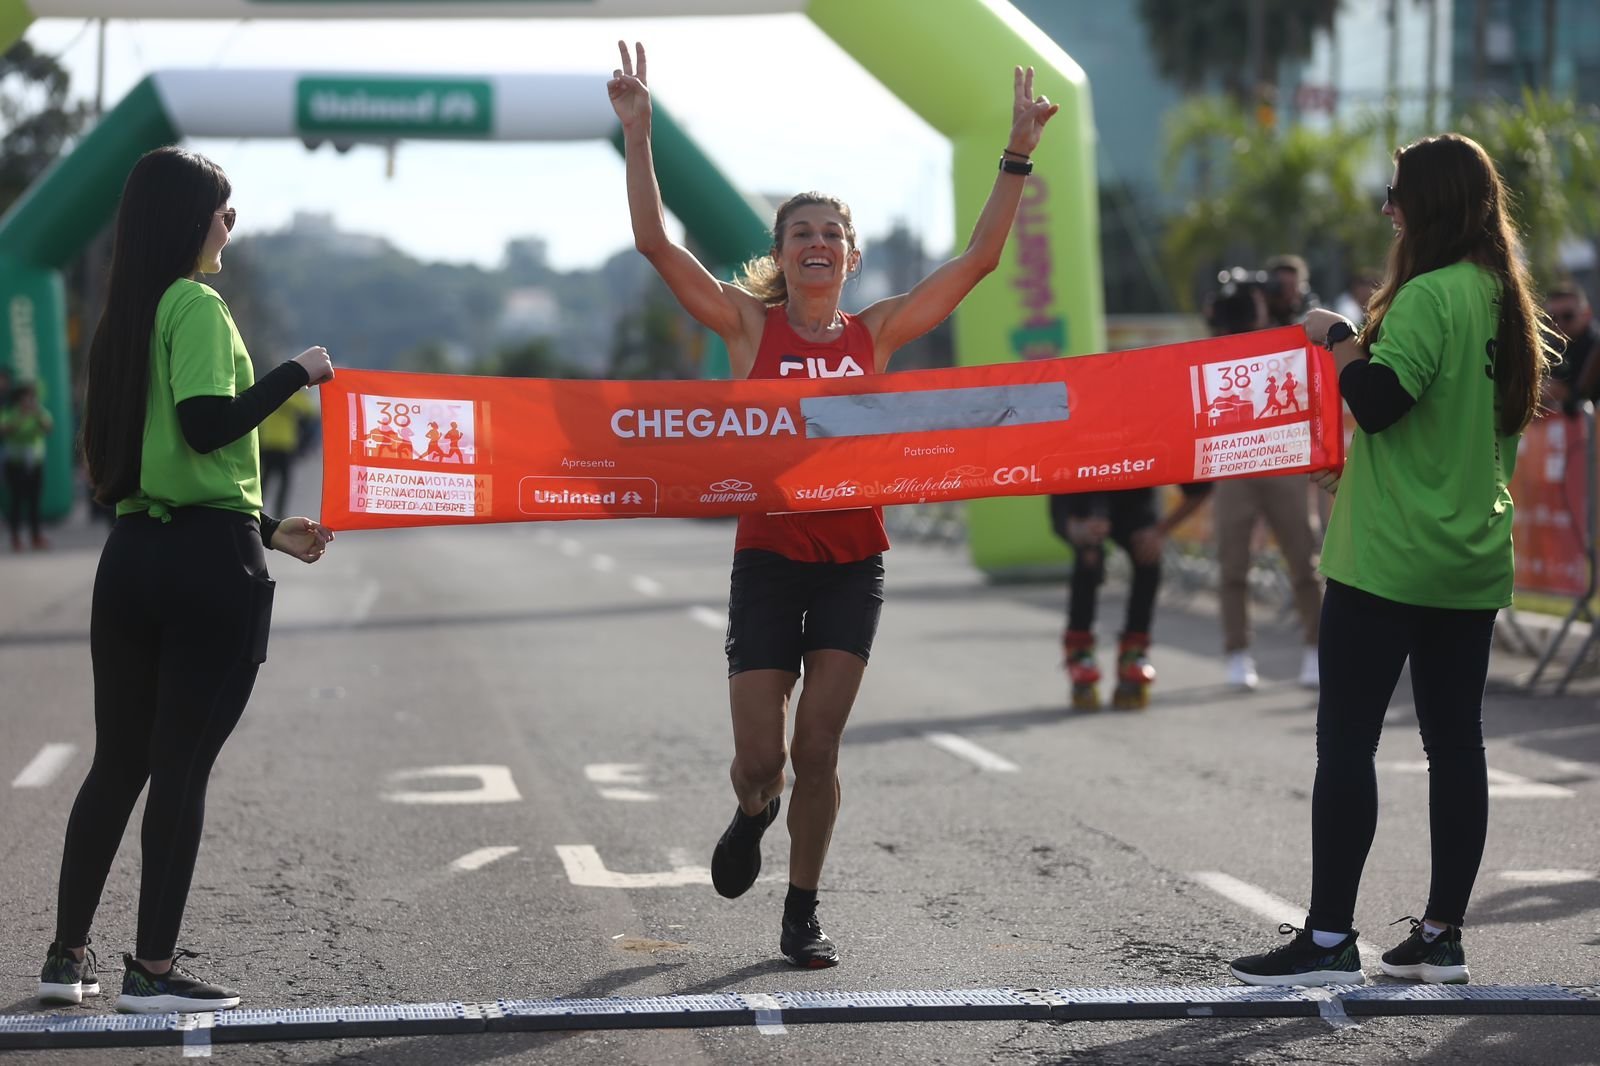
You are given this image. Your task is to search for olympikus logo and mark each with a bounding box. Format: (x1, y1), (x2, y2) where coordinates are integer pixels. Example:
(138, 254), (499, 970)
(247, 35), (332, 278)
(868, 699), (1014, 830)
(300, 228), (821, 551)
(610, 407), (798, 439)
(779, 354), (866, 378)
(701, 478), (759, 504)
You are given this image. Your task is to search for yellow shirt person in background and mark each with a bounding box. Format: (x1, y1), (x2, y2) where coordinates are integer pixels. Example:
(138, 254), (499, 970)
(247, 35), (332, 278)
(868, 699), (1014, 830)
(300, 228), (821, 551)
(258, 388), (316, 517)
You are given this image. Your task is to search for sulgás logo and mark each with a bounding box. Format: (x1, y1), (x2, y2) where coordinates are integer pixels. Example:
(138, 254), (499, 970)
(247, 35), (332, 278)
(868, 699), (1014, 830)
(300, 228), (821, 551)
(701, 478), (759, 504)
(791, 481), (859, 503)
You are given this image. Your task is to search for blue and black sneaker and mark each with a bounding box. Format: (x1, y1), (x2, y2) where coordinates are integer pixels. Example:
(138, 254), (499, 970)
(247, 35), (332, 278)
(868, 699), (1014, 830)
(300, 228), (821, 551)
(1380, 917), (1470, 984)
(38, 941), (100, 1005)
(711, 796), (780, 899)
(1229, 923), (1364, 986)
(116, 951), (241, 1014)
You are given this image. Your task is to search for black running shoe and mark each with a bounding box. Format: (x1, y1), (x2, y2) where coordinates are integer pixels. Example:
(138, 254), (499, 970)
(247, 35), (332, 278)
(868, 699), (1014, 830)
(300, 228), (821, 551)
(38, 941), (100, 1005)
(1229, 923), (1364, 986)
(1380, 917), (1469, 984)
(711, 796), (780, 899)
(780, 908), (840, 968)
(116, 951), (241, 1014)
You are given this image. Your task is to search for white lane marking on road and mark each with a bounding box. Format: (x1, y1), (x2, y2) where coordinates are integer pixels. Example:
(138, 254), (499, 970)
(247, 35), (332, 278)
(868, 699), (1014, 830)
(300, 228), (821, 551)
(631, 575), (663, 597)
(450, 846), (521, 872)
(347, 579), (381, 624)
(555, 845), (711, 888)
(591, 554), (616, 573)
(689, 606), (727, 630)
(585, 763), (659, 802)
(1191, 871), (1380, 968)
(12, 743), (77, 788)
(1381, 761), (1573, 799)
(923, 732), (1018, 773)
(559, 538), (583, 557)
(743, 992), (787, 1035)
(1499, 869), (1597, 885)
(382, 765), (522, 805)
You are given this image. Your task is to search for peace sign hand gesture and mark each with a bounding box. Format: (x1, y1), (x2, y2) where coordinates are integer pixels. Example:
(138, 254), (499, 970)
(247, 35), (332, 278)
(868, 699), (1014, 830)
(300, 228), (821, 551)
(607, 40), (651, 132)
(1008, 65), (1060, 157)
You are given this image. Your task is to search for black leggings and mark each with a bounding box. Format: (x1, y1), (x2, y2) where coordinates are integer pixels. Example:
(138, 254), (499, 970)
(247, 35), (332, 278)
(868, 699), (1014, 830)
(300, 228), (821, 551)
(4, 460), (44, 540)
(1307, 579), (1497, 933)
(55, 507), (275, 959)
(1052, 490), (1161, 636)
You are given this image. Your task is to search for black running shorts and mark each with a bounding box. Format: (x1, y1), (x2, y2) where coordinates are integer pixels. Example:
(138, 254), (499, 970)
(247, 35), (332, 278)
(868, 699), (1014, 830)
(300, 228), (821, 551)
(724, 549), (885, 676)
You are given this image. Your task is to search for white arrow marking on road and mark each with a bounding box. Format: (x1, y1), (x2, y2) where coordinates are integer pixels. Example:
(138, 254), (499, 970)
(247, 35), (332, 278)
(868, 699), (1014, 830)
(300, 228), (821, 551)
(1382, 761), (1573, 799)
(382, 765), (522, 804)
(631, 576), (663, 597)
(450, 846), (521, 871)
(1191, 871), (1380, 968)
(12, 743), (77, 788)
(689, 606), (727, 630)
(1499, 869), (1597, 885)
(584, 763), (659, 802)
(923, 732), (1018, 772)
(555, 845), (712, 888)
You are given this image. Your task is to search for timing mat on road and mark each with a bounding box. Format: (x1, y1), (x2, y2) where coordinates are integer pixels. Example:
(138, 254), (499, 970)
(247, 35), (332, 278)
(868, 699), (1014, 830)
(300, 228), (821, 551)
(3, 984), (1599, 1050)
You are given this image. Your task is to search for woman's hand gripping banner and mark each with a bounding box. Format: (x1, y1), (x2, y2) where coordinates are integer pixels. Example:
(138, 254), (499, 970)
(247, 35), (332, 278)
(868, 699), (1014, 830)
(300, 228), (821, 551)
(318, 326), (1343, 530)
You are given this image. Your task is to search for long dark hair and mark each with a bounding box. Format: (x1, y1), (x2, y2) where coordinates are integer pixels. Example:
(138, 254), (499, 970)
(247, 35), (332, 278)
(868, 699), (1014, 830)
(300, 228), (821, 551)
(1362, 134), (1555, 436)
(735, 192), (857, 306)
(83, 146), (230, 505)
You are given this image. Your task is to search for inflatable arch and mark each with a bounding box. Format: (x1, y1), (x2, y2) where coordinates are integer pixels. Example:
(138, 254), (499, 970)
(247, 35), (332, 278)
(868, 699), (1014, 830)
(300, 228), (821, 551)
(1, 0), (1104, 574)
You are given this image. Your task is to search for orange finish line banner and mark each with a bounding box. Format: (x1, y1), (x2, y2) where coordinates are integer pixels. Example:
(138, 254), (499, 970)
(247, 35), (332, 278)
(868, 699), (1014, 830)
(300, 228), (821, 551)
(318, 326), (1343, 531)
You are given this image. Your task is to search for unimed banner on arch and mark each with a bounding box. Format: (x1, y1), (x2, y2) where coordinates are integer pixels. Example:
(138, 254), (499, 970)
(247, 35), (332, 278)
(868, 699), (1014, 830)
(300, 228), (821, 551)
(317, 326), (1342, 531)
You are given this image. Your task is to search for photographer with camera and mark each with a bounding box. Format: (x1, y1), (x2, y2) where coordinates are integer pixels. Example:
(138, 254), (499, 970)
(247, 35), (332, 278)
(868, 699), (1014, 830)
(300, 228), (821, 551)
(1204, 268), (1323, 690)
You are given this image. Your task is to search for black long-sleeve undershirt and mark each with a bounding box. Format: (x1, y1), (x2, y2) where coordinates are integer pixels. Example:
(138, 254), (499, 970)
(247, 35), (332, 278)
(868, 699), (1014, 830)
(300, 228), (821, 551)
(175, 360), (311, 454)
(1339, 358), (1416, 434)
(174, 359), (311, 547)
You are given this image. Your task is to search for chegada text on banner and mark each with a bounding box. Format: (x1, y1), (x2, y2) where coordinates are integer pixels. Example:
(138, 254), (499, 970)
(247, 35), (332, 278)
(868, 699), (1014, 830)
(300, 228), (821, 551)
(318, 326), (1343, 531)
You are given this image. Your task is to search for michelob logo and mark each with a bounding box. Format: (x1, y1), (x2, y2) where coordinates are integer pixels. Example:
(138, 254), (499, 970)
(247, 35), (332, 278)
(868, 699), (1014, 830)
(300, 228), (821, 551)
(297, 77), (493, 137)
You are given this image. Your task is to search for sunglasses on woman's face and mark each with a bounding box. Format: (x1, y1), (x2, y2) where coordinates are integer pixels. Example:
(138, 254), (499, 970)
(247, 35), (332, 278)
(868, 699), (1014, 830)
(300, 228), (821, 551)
(1384, 185), (1398, 207)
(218, 207), (236, 231)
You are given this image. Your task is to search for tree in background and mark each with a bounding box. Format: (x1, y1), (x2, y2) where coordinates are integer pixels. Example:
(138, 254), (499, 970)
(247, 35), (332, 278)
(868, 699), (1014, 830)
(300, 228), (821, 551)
(487, 336), (582, 379)
(1457, 90), (1600, 287)
(1137, 0), (1341, 104)
(0, 41), (88, 215)
(609, 291), (692, 380)
(1160, 97), (1391, 308)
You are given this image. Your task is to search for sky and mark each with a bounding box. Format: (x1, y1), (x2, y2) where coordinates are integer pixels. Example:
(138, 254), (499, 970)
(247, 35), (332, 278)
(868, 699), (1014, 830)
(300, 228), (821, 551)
(22, 15), (956, 271)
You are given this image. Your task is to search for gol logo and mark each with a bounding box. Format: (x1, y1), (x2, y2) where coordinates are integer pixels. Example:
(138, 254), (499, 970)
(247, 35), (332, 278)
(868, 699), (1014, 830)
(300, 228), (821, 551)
(993, 464), (1042, 485)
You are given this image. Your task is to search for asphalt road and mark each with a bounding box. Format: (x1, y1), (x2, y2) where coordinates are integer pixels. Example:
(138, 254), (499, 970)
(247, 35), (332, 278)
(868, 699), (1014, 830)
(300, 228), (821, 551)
(3, 476), (1597, 1064)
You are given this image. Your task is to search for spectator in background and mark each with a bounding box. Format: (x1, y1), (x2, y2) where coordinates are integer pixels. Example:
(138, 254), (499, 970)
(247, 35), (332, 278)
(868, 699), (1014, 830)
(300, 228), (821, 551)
(1544, 282), (1600, 416)
(1205, 270), (1322, 690)
(1264, 254), (1319, 326)
(257, 389), (315, 517)
(1333, 267), (1381, 328)
(1, 381), (54, 551)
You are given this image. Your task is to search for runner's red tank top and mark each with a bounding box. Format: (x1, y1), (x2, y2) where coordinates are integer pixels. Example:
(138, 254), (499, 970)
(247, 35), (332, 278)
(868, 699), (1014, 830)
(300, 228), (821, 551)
(734, 305), (890, 562)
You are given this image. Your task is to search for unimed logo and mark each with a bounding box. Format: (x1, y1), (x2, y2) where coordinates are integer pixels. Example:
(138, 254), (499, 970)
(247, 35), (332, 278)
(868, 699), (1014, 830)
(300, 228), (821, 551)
(519, 476), (658, 517)
(296, 77), (493, 137)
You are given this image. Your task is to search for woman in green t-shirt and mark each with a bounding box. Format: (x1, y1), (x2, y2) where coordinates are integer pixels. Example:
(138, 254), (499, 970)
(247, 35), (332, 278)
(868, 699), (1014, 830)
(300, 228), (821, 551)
(37, 147), (337, 1014)
(1230, 134), (1556, 988)
(1, 380), (54, 550)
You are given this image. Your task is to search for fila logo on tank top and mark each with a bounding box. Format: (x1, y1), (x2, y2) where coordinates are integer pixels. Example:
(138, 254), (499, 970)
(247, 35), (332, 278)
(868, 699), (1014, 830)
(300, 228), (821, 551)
(778, 352), (866, 378)
(749, 306), (875, 383)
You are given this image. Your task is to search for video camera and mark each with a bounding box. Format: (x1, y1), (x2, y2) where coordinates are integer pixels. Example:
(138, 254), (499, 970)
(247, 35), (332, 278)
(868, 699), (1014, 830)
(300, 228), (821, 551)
(1206, 267), (1269, 336)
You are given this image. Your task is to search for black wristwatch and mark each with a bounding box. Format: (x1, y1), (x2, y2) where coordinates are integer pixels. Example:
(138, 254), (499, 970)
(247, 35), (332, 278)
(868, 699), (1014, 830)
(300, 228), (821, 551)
(1323, 320), (1356, 349)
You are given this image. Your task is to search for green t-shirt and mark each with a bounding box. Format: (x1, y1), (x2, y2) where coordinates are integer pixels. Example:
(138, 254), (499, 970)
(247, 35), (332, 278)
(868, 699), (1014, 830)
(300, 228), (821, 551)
(1320, 261), (1518, 609)
(118, 279), (262, 517)
(0, 404), (53, 465)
